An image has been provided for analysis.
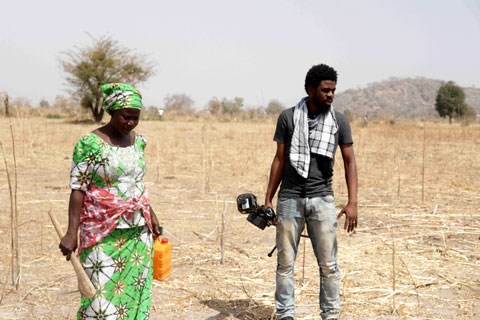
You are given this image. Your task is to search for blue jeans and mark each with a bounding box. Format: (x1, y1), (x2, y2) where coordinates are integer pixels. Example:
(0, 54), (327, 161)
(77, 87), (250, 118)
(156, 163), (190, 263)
(275, 196), (340, 320)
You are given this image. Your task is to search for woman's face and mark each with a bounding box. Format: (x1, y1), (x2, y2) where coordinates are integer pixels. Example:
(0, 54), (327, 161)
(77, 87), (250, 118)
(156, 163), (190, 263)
(110, 108), (141, 136)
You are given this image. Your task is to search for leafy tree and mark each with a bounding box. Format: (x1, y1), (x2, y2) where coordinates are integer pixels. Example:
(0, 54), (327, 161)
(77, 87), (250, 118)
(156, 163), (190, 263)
(163, 93), (194, 114)
(206, 97), (244, 115)
(435, 81), (468, 123)
(222, 97), (244, 115)
(207, 97), (222, 115)
(60, 35), (155, 122)
(265, 99), (285, 115)
(39, 98), (50, 108)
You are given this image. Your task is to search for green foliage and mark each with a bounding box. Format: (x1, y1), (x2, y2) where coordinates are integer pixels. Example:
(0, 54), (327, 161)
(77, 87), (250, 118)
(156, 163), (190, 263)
(265, 99), (285, 115)
(223, 97), (244, 115)
(60, 35), (155, 122)
(163, 93), (194, 114)
(461, 105), (477, 125)
(46, 113), (62, 119)
(435, 81), (468, 123)
(207, 97), (244, 116)
(39, 98), (50, 108)
(207, 97), (222, 115)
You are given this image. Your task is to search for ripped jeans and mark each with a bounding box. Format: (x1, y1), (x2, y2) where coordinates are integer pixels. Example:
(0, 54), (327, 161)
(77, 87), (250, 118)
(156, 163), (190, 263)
(275, 196), (340, 320)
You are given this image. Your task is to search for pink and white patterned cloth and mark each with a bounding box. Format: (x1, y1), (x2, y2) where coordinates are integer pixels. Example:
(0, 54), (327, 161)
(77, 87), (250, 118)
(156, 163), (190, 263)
(79, 184), (153, 253)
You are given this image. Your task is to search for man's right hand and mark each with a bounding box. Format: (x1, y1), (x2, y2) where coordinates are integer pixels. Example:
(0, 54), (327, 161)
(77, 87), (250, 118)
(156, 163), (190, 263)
(264, 200), (273, 209)
(59, 232), (78, 261)
(264, 200), (278, 225)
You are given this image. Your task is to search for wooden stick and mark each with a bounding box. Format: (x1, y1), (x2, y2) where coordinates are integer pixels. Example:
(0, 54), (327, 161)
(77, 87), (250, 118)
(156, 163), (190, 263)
(0, 260), (12, 305)
(47, 211), (96, 298)
(391, 224), (396, 313)
(202, 124), (206, 196)
(9, 118), (19, 289)
(396, 148), (401, 199)
(422, 107), (426, 203)
(40, 221), (44, 254)
(0, 142), (16, 288)
(156, 140), (160, 183)
(221, 200), (226, 264)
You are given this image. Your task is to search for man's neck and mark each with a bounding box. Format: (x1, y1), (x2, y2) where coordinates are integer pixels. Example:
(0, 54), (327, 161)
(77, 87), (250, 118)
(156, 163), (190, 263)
(306, 98), (320, 114)
(307, 100), (330, 118)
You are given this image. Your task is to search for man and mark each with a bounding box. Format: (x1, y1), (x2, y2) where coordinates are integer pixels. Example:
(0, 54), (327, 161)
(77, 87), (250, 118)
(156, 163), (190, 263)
(265, 64), (358, 320)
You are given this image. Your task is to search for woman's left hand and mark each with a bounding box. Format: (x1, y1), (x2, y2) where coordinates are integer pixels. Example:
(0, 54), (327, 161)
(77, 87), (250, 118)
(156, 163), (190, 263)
(150, 208), (162, 238)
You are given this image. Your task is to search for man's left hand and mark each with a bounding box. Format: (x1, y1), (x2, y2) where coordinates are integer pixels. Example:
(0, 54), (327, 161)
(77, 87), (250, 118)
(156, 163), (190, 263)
(337, 202), (358, 233)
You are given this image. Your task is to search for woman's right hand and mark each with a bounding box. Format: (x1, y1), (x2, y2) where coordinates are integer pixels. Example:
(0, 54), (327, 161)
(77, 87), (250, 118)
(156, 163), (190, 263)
(59, 232), (78, 261)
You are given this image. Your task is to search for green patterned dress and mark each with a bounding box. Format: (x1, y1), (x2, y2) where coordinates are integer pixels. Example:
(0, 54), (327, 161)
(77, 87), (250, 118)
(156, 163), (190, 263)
(70, 132), (153, 320)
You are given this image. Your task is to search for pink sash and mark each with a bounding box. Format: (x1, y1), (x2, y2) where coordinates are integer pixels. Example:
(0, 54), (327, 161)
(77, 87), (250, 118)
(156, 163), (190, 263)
(79, 184), (153, 253)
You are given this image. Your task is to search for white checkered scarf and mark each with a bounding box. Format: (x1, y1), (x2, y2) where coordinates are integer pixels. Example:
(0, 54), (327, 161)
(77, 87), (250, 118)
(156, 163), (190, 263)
(290, 97), (338, 178)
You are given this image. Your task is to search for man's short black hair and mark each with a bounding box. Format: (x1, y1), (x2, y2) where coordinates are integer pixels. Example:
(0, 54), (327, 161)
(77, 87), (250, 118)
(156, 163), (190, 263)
(304, 64), (338, 93)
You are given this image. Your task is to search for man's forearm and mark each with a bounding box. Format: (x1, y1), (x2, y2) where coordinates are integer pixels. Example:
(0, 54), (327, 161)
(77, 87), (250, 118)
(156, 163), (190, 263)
(344, 159), (358, 204)
(265, 156), (284, 205)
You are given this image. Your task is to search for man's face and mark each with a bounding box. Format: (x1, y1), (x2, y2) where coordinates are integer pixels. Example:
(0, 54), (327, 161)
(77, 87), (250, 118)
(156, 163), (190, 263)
(308, 80), (336, 111)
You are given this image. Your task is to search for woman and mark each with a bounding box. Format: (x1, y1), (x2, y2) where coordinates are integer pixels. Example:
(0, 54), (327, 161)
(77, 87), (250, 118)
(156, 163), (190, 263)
(59, 83), (162, 320)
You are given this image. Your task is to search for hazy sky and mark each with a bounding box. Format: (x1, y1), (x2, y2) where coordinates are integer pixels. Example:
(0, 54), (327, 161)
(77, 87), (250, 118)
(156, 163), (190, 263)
(1, 0), (479, 109)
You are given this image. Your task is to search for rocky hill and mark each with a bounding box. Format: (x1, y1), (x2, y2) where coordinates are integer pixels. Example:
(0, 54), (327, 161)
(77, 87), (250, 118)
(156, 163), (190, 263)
(334, 77), (480, 118)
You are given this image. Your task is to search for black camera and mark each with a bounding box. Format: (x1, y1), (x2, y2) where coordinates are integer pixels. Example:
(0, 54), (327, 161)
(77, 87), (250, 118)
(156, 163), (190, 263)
(236, 193), (276, 230)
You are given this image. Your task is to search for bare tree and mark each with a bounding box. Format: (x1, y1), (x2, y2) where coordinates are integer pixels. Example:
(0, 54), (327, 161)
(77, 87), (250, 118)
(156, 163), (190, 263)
(3, 92), (9, 117)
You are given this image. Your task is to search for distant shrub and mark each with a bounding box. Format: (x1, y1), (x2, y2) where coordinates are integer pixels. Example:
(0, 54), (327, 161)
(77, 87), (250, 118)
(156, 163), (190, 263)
(461, 105), (477, 126)
(46, 113), (62, 119)
(343, 109), (353, 122)
(206, 97), (244, 116)
(265, 100), (285, 116)
(242, 106), (266, 120)
(140, 106), (163, 121)
(39, 98), (50, 108)
(163, 93), (195, 115)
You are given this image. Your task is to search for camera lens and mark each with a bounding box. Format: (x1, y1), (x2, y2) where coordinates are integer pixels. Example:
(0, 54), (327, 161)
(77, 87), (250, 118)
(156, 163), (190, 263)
(247, 213), (268, 230)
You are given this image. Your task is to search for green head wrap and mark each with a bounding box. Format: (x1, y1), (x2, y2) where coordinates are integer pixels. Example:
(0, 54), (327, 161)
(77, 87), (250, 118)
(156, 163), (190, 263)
(101, 83), (142, 113)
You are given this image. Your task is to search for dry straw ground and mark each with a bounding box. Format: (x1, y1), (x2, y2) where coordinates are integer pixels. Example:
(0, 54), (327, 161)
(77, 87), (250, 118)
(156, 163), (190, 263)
(0, 116), (478, 319)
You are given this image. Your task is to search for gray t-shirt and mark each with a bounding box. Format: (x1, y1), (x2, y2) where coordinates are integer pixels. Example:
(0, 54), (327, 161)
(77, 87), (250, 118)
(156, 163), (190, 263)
(274, 106), (353, 198)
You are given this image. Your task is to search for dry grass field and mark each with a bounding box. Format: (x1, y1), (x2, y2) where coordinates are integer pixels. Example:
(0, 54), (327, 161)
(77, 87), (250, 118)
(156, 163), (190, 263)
(0, 116), (478, 319)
